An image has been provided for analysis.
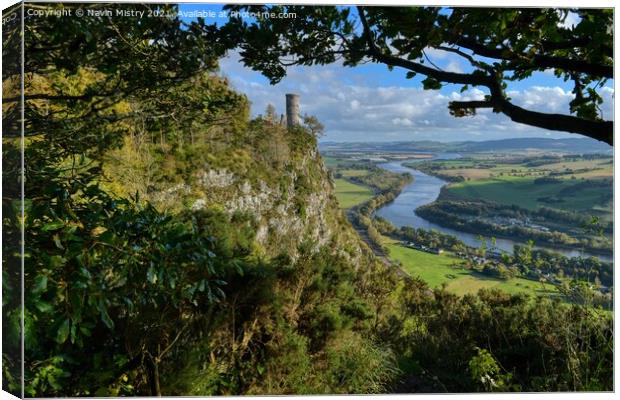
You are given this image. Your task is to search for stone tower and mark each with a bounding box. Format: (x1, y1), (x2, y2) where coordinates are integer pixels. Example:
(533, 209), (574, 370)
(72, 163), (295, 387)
(285, 93), (300, 128)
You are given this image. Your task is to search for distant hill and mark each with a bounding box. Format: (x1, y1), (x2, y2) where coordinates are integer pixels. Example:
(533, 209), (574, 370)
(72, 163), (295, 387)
(454, 138), (612, 153)
(319, 137), (612, 154)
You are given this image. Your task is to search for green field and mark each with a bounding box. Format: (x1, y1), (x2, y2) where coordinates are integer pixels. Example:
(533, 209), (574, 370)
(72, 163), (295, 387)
(323, 156), (344, 167)
(446, 176), (606, 211)
(430, 157), (612, 218)
(425, 157), (612, 176)
(386, 241), (560, 298)
(334, 178), (373, 209)
(341, 169), (370, 178)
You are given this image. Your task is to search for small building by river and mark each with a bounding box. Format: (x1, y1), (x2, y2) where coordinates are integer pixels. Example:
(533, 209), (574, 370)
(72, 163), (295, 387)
(401, 241), (443, 255)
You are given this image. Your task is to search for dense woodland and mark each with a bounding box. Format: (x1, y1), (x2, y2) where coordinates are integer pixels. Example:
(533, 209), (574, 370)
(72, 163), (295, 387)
(1, 3), (614, 396)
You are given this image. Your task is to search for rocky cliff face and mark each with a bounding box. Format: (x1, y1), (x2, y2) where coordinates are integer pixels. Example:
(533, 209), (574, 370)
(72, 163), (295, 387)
(190, 155), (333, 257)
(143, 126), (368, 265)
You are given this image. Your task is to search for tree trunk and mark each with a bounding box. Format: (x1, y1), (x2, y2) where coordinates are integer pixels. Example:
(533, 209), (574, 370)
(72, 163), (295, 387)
(153, 361), (161, 397)
(146, 356), (162, 396)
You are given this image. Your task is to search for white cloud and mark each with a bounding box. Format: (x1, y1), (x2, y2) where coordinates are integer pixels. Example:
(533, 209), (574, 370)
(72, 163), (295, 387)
(445, 60), (463, 74)
(557, 10), (581, 30)
(392, 117), (413, 127)
(423, 46), (449, 60)
(508, 86), (573, 113)
(601, 86), (614, 96)
(217, 51), (613, 142)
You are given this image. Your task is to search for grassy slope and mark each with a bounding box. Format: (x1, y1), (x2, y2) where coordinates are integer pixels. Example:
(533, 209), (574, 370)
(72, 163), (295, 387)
(323, 156), (344, 167)
(341, 169), (370, 178)
(447, 176), (610, 214)
(334, 178), (374, 209)
(386, 241), (560, 298)
(446, 177), (593, 210)
(437, 158), (611, 216)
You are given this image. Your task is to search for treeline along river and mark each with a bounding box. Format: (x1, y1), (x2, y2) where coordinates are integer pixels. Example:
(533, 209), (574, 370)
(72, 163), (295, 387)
(376, 154), (613, 263)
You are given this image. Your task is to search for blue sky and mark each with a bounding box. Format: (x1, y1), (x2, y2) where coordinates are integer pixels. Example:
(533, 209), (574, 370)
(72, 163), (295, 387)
(178, 3), (614, 142)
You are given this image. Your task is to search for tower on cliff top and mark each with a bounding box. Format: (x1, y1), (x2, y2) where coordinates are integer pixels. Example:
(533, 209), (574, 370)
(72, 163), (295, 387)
(285, 93), (300, 128)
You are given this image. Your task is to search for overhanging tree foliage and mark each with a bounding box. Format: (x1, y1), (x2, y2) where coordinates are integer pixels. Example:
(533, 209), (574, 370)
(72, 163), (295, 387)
(220, 6), (613, 145)
(2, 4), (246, 395)
(3, 3), (237, 139)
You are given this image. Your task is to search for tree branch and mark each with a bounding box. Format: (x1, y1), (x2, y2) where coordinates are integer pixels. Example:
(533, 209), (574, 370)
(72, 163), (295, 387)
(357, 7), (494, 87)
(3, 93), (92, 104)
(449, 100), (494, 110)
(356, 6), (613, 145)
(449, 99), (613, 145)
(510, 54), (612, 78)
(436, 46), (491, 71)
(498, 99), (613, 145)
(452, 36), (612, 78)
(541, 37), (613, 58)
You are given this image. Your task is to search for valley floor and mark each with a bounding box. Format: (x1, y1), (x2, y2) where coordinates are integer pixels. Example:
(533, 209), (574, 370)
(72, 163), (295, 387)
(331, 158), (611, 306)
(333, 169), (544, 298)
(384, 238), (561, 299)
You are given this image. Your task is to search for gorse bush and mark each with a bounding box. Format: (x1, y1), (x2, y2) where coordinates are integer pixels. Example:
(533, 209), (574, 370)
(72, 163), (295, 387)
(468, 347), (514, 391)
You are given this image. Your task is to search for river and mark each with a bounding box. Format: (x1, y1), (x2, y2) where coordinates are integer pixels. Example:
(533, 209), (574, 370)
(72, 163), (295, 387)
(376, 153), (613, 263)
